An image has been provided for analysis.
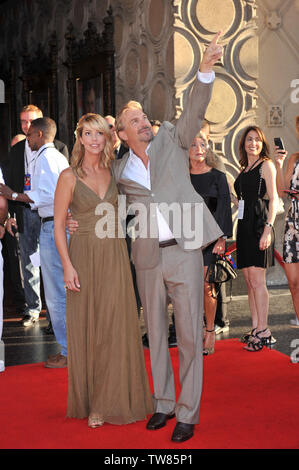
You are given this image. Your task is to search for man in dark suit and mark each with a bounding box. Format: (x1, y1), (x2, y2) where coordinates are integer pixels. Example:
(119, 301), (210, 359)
(4, 105), (68, 327)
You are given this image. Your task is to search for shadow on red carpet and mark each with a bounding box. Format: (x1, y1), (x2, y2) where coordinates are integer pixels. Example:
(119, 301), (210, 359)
(0, 339), (299, 449)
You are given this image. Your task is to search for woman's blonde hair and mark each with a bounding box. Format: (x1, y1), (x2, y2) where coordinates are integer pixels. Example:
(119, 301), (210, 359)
(71, 113), (114, 177)
(190, 131), (218, 168)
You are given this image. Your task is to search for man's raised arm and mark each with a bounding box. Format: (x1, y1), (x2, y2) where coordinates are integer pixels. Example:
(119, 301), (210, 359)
(176, 31), (223, 149)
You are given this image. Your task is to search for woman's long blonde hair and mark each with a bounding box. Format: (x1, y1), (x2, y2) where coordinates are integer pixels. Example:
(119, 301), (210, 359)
(71, 113), (114, 177)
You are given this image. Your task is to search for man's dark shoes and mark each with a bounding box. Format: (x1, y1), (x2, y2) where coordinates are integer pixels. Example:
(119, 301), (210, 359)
(171, 422), (194, 443)
(44, 321), (54, 335)
(146, 412), (175, 430)
(142, 333), (149, 348)
(168, 324), (177, 348)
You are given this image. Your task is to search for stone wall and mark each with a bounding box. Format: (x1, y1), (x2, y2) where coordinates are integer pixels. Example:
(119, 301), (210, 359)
(256, 0), (299, 285)
(0, 0), (111, 145)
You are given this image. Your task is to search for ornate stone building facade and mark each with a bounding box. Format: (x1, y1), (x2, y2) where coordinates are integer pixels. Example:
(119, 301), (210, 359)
(0, 0), (298, 284)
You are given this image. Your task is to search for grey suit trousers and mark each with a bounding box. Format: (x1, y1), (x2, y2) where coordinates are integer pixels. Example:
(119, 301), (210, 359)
(136, 243), (204, 424)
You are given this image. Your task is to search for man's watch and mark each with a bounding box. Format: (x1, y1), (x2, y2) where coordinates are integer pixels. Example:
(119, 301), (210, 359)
(11, 192), (18, 201)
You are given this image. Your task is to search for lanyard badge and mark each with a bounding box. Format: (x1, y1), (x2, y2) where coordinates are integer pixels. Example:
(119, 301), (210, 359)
(24, 174), (31, 191)
(238, 199), (244, 219)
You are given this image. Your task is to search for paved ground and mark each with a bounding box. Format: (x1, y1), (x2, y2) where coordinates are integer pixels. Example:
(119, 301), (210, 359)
(2, 285), (299, 367)
(221, 287), (299, 359)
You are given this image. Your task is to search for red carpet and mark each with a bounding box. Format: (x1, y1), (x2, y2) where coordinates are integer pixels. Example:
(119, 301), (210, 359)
(0, 339), (299, 450)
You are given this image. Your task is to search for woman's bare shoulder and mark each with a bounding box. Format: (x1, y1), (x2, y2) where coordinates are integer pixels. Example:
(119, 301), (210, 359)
(59, 167), (76, 182)
(289, 152), (299, 163)
(262, 158), (276, 174)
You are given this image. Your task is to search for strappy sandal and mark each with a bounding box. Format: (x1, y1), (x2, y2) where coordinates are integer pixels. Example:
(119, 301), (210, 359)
(260, 333), (277, 347)
(244, 328), (267, 352)
(203, 329), (215, 356)
(240, 328), (257, 343)
(88, 415), (104, 428)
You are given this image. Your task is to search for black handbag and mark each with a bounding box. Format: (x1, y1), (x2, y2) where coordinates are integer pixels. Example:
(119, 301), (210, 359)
(205, 255), (237, 285)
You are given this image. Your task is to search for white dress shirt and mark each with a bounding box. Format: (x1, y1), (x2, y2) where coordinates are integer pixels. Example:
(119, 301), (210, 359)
(26, 143), (69, 218)
(121, 70), (215, 242)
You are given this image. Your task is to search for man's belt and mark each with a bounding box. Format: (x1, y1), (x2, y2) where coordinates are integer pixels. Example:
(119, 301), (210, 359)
(159, 238), (177, 248)
(41, 216), (54, 224)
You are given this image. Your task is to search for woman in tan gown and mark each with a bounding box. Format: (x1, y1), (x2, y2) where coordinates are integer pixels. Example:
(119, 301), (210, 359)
(54, 113), (153, 428)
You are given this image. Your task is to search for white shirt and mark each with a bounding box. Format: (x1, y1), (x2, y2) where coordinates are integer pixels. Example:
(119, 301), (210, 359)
(0, 169), (4, 185)
(121, 70), (215, 242)
(26, 143), (69, 218)
(122, 148), (174, 241)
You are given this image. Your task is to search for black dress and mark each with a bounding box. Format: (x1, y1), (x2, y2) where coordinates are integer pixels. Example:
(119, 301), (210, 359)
(190, 168), (232, 266)
(234, 161), (274, 269)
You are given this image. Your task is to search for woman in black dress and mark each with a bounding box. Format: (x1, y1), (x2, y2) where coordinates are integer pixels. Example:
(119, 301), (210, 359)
(234, 126), (279, 351)
(189, 131), (232, 355)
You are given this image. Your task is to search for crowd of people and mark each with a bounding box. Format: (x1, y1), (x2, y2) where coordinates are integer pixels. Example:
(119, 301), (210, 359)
(0, 31), (298, 443)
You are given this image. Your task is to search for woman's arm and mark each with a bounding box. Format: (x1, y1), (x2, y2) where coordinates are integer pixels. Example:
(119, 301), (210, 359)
(259, 160), (279, 251)
(54, 168), (80, 292)
(283, 153), (299, 191)
(263, 159), (279, 225)
(212, 172), (233, 254)
(274, 146), (288, 197)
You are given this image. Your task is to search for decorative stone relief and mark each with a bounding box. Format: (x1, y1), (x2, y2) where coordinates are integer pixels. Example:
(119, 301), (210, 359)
(173, 0), (258, 182)
(268, 105), (284, 127)
(111, 0), (175, 121)
(256, 0), (299, 284)
(266, 10), (282, 30)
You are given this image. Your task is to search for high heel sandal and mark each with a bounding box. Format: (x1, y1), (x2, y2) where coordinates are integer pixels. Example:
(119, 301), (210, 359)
(88, 415), (104, 428)
(244, 327), (274, 352)
(240, 328), (257, 343)
(203, 329), (215, 356)
(260, 332), (276, 347)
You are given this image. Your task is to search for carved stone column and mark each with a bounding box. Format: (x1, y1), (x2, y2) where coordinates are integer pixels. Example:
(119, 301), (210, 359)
(112, 0), (176, 121)
(256, 0), (299, 285)
(112, 0), (259, 294)
(173, 0), (258, 190)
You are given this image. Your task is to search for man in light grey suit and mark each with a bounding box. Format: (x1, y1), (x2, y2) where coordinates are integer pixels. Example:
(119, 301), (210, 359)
(114, 32), (223, 442)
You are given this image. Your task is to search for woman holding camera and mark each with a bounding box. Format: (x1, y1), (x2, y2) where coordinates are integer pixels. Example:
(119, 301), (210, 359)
(274, 116), (299, 328)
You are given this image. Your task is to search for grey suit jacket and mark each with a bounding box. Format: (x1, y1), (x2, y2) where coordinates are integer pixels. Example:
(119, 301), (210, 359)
(112, 78), (223, 270)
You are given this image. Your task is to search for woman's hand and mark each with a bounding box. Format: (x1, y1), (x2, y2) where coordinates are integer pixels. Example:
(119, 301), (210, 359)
(259, 227), (272, 251)
(212, 237), (226, 255)
(274, 146), (288, 169)
(64, 264), (80, 292)
(66, 211), (79, 235)
(6, 217), (18, 236)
